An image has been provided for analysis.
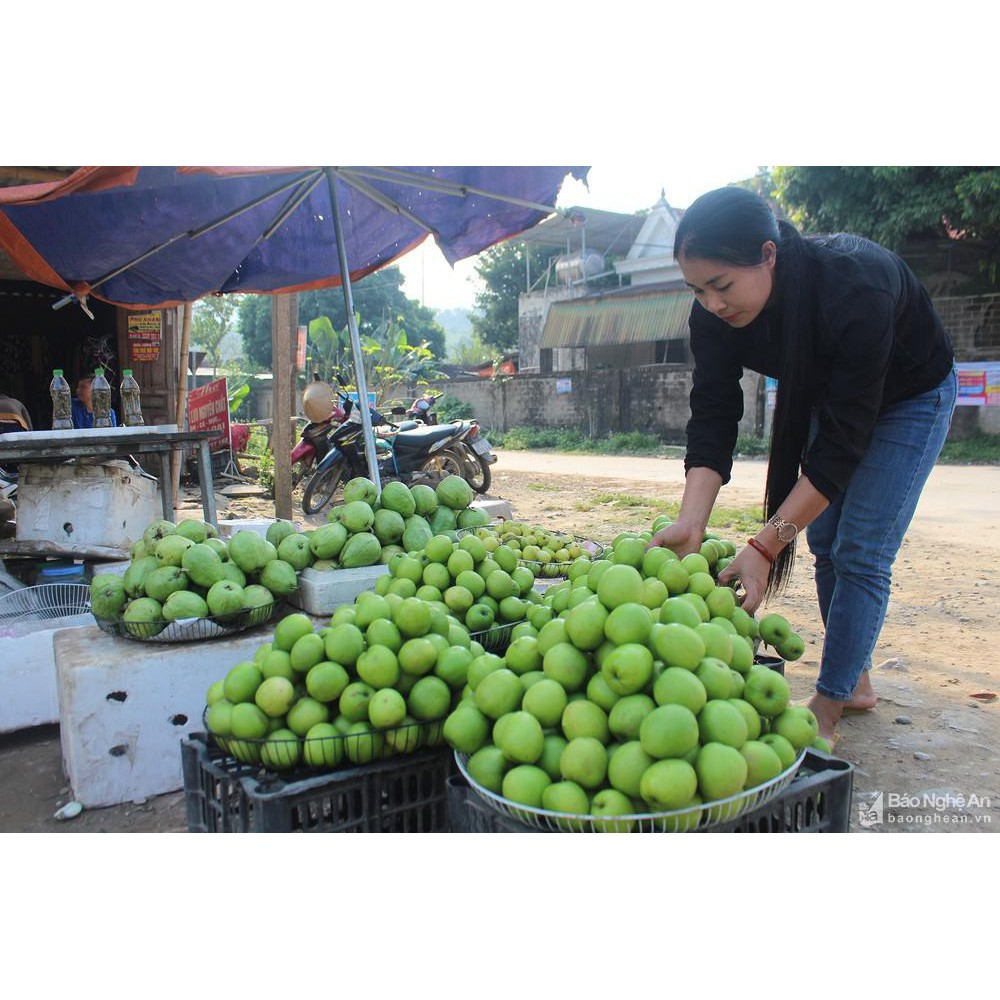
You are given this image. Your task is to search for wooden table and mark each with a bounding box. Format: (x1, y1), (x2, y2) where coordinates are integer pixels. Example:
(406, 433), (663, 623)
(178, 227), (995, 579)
(0, 425), (218, 527)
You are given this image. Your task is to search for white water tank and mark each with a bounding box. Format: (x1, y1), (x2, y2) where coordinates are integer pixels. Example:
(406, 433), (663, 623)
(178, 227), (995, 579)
(555, 251), (606, 285)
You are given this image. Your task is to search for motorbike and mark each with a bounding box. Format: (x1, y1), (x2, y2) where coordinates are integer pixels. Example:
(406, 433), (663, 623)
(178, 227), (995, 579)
(301, 387), (497, 515)
(289, 400), (348, 486)
(405, 392), (439, 425)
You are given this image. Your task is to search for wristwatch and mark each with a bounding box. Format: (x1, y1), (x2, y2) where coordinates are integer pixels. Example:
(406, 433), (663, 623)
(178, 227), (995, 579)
(767, 513), (799, 543)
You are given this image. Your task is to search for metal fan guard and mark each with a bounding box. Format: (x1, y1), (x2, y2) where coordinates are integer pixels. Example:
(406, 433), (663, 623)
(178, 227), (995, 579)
(0, 583), (92, 623)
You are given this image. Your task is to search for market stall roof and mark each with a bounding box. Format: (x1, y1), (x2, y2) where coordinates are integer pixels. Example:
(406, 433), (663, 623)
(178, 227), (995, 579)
(0, 166), (589, 309)
(518, 206), (645, 257)
(539, 284), (694, 349)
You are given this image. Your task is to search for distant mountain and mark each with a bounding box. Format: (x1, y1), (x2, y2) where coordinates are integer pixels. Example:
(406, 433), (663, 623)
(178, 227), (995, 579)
(435, 308), (475, 355)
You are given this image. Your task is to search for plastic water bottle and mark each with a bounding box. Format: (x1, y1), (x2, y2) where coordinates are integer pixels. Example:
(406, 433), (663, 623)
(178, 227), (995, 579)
(92, 368), (113, 428)
(50, 369), (73, 429)
(120, 369), (144, 426)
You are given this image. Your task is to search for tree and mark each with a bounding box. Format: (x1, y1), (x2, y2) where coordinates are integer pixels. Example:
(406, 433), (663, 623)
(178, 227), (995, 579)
(471, 242), (557, 353)
(190, 296), (238, 374)
(773, 166), (1000, 274)
(237, 265), (446, 369)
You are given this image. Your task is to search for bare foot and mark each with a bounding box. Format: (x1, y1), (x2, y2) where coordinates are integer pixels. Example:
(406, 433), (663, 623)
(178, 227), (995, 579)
(805, 692), (844, 745)
(842, 671), (878, 712)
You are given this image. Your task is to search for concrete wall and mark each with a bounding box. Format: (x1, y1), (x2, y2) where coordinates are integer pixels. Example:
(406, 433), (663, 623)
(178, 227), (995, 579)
(425, 366), (763, 442)
(518, 287), (578, 371)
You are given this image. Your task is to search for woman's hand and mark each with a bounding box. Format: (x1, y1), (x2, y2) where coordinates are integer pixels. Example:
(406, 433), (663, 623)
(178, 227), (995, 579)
(645, 521), (703, 560)
(717, 544), (772, 615)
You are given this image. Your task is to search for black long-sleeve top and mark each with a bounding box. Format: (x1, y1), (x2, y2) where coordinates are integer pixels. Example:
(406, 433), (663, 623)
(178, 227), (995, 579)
(684, 234), (955, 500)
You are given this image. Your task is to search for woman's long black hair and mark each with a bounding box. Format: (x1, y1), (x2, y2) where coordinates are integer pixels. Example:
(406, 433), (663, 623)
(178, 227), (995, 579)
(674, 187), (815, 598)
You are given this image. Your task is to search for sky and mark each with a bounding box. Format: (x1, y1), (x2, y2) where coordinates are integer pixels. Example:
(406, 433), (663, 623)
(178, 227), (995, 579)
(396, 162), (761, 313)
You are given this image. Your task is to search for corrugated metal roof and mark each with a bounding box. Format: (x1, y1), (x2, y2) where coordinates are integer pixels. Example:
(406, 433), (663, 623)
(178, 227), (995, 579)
(540, 287), (694, 348)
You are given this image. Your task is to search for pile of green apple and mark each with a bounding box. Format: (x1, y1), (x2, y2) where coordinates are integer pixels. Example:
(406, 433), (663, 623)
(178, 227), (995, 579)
(310, 475), (492, 570)
(374, 531), (542, 637)
(474, 522), (597, 579)
(441, 530), (825, 831)
(205, 586), (504, 771)
(89, 519), (300, 637)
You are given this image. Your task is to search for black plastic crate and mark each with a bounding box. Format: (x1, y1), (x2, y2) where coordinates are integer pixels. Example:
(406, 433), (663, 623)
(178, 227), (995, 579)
(182, 733), (455, 833)
(447, 750), (853, 834)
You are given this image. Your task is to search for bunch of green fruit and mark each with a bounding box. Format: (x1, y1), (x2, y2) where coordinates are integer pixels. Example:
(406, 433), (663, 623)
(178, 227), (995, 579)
(479, 522), (596, 579)
(318, 475), (491, 569)
(441, 533), (827, 831)
(205, 590), (491, 771)
(374, 532), (541, 636)
(608, 517), (806, 661)
(91, 519), (299, 638)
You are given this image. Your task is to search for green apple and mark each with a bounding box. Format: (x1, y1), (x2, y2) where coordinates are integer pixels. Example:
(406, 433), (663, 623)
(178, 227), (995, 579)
(697, 699), (749, 749)
(740, 740), (785, 788)
(497, 711), (545, 764)
(743, 668), (790, 718)
(695, 742), (748, 801)
(601, 643), (654, 696)
(474, 668), (524, 720)
(606, 740), (655, 799)
(653, 667), (708, 715)
(561, 699), (611, 744)
(770, 706), (819, 750)
(760, 733), (797, 770)
(608, 694), (656, 742)
(639, 704), (700, 759)
(522, 678), (568, 728)
(758, 613), (791, 647)
(727, 698), (762, 740)
(541, 781), (591, 831)
(590, 788), (637, 833)
(443, 705), (490, 754)
(694, 657), (734, 700)
(559, 736), (608, 790)
(466, 745), (509, 793)
(777, 633), (806, 661)
(639, 759), (699, 810)
(502, 765), (551, 808)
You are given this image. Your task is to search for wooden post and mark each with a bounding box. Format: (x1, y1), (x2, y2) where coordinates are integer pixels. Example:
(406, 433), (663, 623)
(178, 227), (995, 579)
(171, 301), (193, 513)
(271, 293), (298, 520)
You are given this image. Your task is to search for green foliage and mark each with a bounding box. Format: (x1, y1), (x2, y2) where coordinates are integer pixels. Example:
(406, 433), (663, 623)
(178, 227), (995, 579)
(734, 435), (770, 457)
(191, 296), (239, 373)
(472, 243), (557, 352)
(773, 167), (1000, 260)
(357, 319), (443, 405)
(448, 330), (494, 366)
(238, 265), (446, 369)
(435, 394), (475, 423)
(937, 431), (1000, 465)
(490, 426), (671, 455)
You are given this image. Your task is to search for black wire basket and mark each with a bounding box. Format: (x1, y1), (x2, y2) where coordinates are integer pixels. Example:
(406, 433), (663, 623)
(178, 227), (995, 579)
(204, 709), (445, 774)
(469, 618), (527, 654)
(94, 600), (279, 643)
(456, 526), (605, 581)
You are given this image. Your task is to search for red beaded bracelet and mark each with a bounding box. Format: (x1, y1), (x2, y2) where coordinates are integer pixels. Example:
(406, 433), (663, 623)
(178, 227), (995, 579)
(747, 537), (776, 565)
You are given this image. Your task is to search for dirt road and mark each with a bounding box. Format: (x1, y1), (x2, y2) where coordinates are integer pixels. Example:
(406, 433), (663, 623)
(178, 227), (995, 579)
(3, 450), (996, 832)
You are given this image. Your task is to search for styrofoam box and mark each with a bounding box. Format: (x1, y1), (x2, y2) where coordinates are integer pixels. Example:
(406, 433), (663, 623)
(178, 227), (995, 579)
(54, 623), (276, 808)
(470, 498), (513, 522)
(218, 518), (301, 540)
(0, 613), (93, 733)
(286, 564), (389, 617)
(17, 461), (161, 550)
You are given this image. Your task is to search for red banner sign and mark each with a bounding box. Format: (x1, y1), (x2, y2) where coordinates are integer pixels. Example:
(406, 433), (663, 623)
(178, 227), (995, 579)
(187, 377), (231, 452)
(296, 324), (308, 371)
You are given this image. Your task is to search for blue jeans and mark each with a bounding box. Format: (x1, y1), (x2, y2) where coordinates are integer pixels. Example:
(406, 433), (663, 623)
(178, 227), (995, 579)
(805, 366), (958, 701)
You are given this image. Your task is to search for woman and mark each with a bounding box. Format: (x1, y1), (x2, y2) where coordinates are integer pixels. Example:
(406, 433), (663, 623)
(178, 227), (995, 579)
(72, 376), (117, 429)
(648, 187), (957, 746)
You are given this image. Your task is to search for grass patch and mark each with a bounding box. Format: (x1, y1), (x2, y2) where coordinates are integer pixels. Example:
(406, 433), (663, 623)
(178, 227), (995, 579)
(527, 483), (560, 492)
(938, 432), (1000, 465)
(586, 492), (764, 535)
(491, 426), (672, 456)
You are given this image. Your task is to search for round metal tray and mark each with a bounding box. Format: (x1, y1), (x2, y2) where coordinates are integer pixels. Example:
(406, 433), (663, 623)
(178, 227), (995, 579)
(94, 600), (278, 642)
(205, 710), (444, 772)
(455, 747), (806, 832)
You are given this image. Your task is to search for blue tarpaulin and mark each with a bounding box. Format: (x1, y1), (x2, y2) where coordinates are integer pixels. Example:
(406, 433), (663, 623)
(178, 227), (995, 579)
(0, 166), (589, 308)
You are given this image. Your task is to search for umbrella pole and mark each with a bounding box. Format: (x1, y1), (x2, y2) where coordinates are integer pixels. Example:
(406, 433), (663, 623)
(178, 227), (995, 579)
(326, 169), (382, 491)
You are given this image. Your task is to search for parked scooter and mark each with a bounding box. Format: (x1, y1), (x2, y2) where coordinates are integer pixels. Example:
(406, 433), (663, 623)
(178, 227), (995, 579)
(290, 403), (348, 486)
(405, 391), (440, 425)
(300, 386), (496, 514)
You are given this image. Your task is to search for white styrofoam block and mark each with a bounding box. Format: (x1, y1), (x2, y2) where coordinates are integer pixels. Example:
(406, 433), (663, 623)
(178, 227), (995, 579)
(0, 613), (93, 733)
(93, 560), (131, 577)
(470, 498), (513, 522)
(17, 462), (161, 550)
(286, 564), (389, 617)
(216, 518), (299, 540)
(54, 623), (274, 807)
